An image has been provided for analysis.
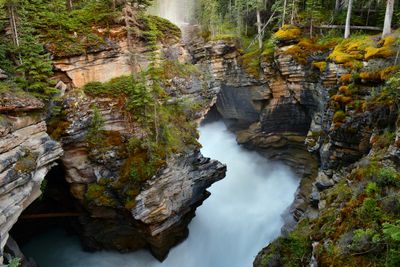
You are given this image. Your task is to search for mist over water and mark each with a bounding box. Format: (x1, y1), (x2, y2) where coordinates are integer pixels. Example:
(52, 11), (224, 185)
(149, 0), (196, 26)
(23, 121), (299, 267)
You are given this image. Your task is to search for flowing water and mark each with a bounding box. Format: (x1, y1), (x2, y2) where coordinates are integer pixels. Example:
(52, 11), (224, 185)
(23, 121), (299, 267)
(148, 0), (196, 25)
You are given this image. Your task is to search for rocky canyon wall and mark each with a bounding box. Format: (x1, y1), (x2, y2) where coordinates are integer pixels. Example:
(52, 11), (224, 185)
(0, 92), (63, 264)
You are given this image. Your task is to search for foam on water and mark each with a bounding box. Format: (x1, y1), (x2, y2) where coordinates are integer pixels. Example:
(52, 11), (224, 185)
(23, 121), (299, 267)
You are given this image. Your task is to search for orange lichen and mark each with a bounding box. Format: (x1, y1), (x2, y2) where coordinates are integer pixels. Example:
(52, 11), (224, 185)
(339, 86), (352, 96)
(284, 39), (332, 65)
(365, 46), (395, 60)
(360, 71), (381, 82)
(365, 35), (396, 60)
(340, 74), (352, 83)
(379, 65), (399, 80)
(331, 95), (352, 105)
(359, 66), (399, 82)
(328, 37), (372, 69)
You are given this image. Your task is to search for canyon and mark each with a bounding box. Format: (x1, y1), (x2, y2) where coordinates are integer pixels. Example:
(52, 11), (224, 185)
(0, 3), (399, 267)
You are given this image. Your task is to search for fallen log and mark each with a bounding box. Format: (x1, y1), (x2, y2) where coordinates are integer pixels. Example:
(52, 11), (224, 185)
(317, 25), (382, 31)
(20, 212), (82, 219)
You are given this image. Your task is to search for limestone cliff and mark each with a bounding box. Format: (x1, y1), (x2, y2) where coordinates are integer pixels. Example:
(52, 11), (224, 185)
(0, 92), (63, 264)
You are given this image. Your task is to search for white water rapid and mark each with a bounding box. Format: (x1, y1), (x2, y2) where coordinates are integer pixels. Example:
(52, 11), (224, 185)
(23, 121), (299, 267)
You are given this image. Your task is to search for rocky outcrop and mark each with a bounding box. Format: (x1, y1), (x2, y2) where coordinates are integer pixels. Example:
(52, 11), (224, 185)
(53, 28), (189, 89)
(0, 93), (62, 265)
(54, 91), (226, 260)
(250, 30), (400, 266)
(190, 39), (320, 175)
(80, 152), (225, 260)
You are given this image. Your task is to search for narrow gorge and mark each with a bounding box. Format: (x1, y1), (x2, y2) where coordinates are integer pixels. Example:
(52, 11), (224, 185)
(1, 0), (400, 267)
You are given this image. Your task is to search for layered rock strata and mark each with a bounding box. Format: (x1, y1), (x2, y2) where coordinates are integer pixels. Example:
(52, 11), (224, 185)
(0, 93), (62, 264)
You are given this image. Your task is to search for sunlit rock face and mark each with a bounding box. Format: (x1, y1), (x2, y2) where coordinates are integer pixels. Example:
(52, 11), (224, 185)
(53, 40), (134, 88)
(0, 93), (63, 264)
(52, 27), (186, 89)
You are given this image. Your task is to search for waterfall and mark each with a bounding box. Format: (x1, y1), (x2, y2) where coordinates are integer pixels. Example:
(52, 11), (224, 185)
(23, 121), (299, 267)
(149, 0), (196, 25)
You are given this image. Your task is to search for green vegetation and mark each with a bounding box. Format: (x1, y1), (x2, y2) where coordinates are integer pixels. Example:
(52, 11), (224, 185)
(197, 0), (399, 50)
(0, 0), (181, 100)
(4, 257), (21, 267)
(259, 220), (312, 267)
(83, 65), (200, 209)
(86, 107), (105, 146)
(260, 159), (400, 266)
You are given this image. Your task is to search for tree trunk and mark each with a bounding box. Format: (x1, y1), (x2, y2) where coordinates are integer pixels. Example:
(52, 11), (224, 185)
(66, 0), (73, 11)
(344, 0), (353, 38)
(7, 2), (22, 65)
(7, 4), (18, 47)
(245, 1), (249, 36)
(335, 0), (341, 11)
(256, 8), (263, 49)
(290, 0), (296, 24)
(382, 0), (394, 37)
(282, 0), (288, 26)
(366, 0), (371, 25)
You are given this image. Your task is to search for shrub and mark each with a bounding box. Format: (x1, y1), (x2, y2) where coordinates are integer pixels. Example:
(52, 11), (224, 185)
(383, 221), (400, 241)
(5, 257), (21, 267)
(83, 82), (107, 95)
(262, 38), (275, 59)
(86, 107), (105, 146)
(86, 182), (117, 207)
(240, 50), (262, 78)
(365, 182), (379, 196)
(349, 228), (380, 252)
(357, 198), (382, 221)
(376, 167), (399, 187)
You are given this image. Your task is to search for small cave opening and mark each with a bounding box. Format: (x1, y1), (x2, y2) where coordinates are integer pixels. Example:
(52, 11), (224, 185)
(10, 161), (81, 248)
(202, 104), (251, 132)
(201, 104), (222, 125)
